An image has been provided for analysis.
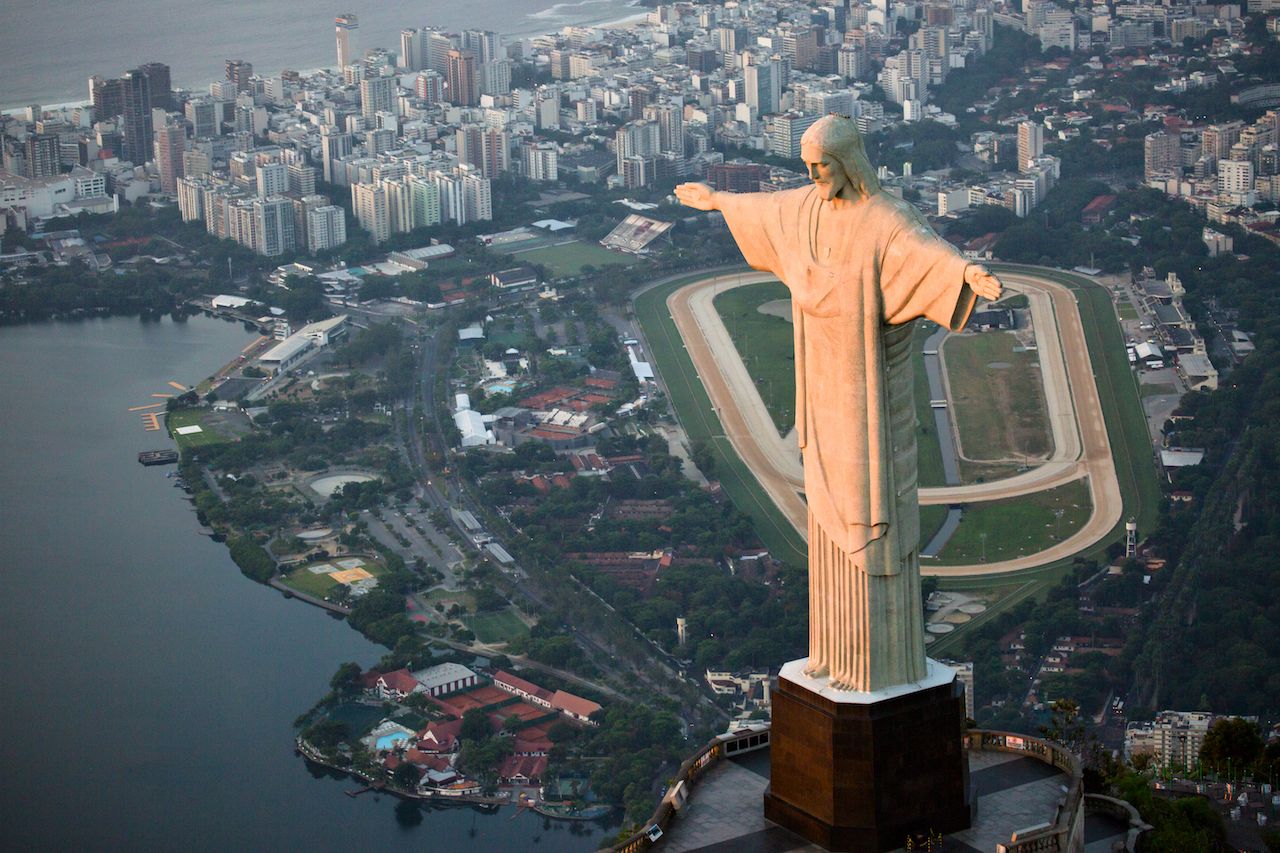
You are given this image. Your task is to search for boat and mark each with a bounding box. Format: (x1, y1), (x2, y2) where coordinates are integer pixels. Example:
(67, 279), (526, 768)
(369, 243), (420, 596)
(138, 449), (179, 466)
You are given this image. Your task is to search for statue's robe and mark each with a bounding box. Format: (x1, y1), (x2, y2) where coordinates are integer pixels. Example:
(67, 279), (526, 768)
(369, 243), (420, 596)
(718, 186), (977, 691)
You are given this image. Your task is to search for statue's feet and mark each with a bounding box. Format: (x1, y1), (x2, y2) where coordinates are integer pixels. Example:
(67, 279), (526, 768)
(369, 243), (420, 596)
(804, 661), (829, 679)
(828, 676), (855, 691)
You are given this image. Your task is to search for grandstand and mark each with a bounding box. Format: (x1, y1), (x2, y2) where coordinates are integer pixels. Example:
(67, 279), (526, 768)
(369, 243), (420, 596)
(600, 214), (673, 255)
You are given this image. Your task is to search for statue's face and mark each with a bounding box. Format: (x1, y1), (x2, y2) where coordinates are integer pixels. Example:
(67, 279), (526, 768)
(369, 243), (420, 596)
(801, 144), (848, 202)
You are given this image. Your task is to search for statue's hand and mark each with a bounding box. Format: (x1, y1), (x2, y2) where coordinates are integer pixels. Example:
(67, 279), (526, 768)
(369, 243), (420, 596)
(675, 182), (718, 211)
(965, 264), (1003, 301)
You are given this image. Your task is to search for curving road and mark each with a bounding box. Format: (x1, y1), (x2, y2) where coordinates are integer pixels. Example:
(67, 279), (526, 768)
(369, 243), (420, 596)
(666, 270), (1122, 576)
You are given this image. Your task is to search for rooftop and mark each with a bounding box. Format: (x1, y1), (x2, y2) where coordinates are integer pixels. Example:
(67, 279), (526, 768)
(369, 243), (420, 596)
(637, 730), (1139, 853)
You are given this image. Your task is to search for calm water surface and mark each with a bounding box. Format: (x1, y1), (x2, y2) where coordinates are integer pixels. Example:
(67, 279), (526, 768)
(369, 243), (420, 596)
(0, 0), (640, 109)
(0, 315), (616, 851)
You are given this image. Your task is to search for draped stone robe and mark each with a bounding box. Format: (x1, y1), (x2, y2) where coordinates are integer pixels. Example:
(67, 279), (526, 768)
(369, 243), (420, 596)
(717, 186), (977, 692)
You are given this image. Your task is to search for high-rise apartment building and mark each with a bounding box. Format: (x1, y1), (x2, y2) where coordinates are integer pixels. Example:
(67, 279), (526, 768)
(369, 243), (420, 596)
(426, 31), (456, 74)
(462, 30), (500, 65)
(336, 14), (358, 70)
(253, 196), (295, 257)
(21, 133), (60, 178)
(89, 76), (125, 120)
(1017, 121), (1044, 173)
(415, 71), (443, 104)
(320, 127), (353, 184)
(400, 28), (422, 70)
(121, 68), (153, 165)
(288, 162), (317, 196)
(743, 55), (781, 116)
(460, 167), (492, 222)
(185, 97), (220, 138)
(446, 50), (479, 106)
(307, 205), (347, 253)
(256, 162), (288, 197)
(153, 122), (186, 192)
(225, 60), (254, 93)
(138, 62), (172, 111)
(768, 113), (818, 160)
(1201, 121), (1243, 164)
(456, 126), (509, 179)
(615, 119), (661, 179)
(1144, 131), (1181, 180)
(1219, 159), (1255, 195)
(647, 102), (685, 155)
(360, 76), (395, 122)
(351, 182), (390, 243)
(521, 140), (558, 182)
(481, 60), (512, 97)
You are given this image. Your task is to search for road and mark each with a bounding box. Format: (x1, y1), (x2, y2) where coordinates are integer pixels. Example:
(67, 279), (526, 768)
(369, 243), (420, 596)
(665, 270), (1124, 577)
(398, 322), (717, 717)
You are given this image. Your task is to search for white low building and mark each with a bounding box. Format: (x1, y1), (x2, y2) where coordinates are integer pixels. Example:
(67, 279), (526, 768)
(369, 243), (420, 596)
(412, 663), (478, 697)
(453, 393), (495, 447)
(259, 336), (315, 375)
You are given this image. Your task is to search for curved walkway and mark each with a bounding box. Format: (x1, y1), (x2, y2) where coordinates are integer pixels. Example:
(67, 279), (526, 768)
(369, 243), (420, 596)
(666, 270), (1122, 576)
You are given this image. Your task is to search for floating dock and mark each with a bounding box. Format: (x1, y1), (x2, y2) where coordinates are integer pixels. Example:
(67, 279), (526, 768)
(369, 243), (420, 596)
(138, 449), (179, 466)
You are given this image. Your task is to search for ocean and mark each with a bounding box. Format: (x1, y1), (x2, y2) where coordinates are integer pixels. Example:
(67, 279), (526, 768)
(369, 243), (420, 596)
(0, 0), (641, 110)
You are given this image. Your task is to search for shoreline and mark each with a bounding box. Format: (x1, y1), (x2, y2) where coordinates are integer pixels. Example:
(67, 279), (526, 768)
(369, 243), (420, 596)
(1, 3), (647, 113)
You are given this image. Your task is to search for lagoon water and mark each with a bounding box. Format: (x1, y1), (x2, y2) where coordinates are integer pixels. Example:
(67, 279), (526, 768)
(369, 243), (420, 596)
(0, 315), (616, 851)
(0, 0), (640, 109)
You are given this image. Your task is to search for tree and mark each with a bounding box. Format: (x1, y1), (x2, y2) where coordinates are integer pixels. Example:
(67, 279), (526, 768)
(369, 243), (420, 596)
(393, 762), (422, 790)
(460, 707), (492, 743)
(329, 662), (363, 695)
(302, 718), (349, 749)
(1199, 717), (1263, 778)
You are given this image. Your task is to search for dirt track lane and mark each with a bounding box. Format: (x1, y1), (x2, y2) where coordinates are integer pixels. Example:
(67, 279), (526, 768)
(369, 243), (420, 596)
(666, 271), (1123, 577)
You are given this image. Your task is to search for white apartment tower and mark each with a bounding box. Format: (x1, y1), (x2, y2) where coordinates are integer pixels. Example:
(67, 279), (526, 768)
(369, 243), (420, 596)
(307, 204), (348, 252)
(256, 162), (287, 198)
(336, 14), (358, 71)
(351, 181), (390, 243)
(1017, 121), (1044, 173)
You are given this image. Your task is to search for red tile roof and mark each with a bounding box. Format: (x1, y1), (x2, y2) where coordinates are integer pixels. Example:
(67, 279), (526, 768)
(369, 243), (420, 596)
(498, 754), (548, 783)
(494, 670), (554, 703)
(378, 669), (421, 694)
(552, 690), (602, 720)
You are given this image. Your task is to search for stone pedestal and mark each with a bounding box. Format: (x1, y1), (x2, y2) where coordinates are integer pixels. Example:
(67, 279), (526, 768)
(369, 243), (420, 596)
(763, 658), (971, 852)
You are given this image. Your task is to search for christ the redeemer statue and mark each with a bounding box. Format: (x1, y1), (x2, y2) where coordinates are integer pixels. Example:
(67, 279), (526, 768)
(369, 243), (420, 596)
(677, 115), (1002, 693)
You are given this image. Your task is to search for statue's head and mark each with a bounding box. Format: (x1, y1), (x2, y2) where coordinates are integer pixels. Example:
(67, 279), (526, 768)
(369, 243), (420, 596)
(800, 114), (881, 202)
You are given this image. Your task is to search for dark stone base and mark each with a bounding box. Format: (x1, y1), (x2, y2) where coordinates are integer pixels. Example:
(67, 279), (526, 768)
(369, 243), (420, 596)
(762, 666), (972, 852)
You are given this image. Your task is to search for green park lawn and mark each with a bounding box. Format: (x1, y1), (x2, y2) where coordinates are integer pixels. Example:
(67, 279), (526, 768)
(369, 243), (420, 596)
(505, 240), (630, 277)
(933, 478), (1092, 565)
(943, 331), (1052, 462)
(1139, 382), (1178, 398)
(465, 607), (530, 644)
(280, 566), (339, 598)
(712, 281), (796, 433)
(167, 407), (231, 449)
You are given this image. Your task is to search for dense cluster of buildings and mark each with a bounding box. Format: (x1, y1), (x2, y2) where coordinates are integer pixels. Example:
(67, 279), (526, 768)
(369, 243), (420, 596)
(348, 663), (602, 795)
(1124, 710), (1217, 769)
(1145, 107), (1280, 238)
(0, 0), (1076, 241)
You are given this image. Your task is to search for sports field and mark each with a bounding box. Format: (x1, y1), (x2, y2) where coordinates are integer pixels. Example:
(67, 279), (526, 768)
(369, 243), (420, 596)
(504, 240), (630, 277)
(465, 607), (530, 644)
(280, 556), (384, 598)
(943, 331), (1052, 462)
(932, 478), (1091, 565)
